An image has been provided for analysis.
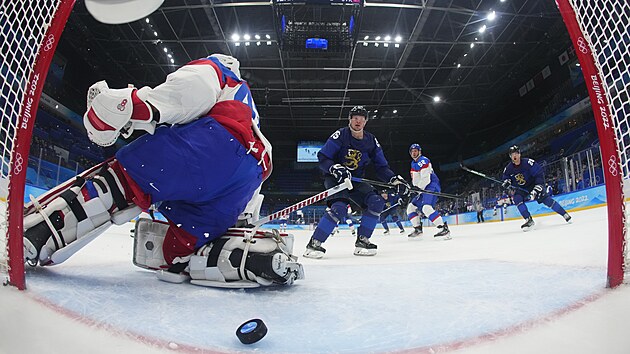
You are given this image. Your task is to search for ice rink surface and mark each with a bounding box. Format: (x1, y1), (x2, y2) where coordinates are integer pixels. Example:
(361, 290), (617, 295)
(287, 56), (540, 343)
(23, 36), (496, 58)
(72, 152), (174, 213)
(2, 206), (630, 354)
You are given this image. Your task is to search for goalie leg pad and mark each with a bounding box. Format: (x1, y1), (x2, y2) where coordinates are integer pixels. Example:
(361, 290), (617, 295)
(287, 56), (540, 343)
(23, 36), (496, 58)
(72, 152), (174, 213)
(189, 233), (304, 287)
(24, 164), (139, 265)
(133, 218), (169, 270)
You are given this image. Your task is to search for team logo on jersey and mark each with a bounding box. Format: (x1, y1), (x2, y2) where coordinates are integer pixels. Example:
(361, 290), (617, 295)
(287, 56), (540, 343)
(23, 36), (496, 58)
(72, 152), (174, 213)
(343, 149), (362, 170)
(515, 173), (526, 185)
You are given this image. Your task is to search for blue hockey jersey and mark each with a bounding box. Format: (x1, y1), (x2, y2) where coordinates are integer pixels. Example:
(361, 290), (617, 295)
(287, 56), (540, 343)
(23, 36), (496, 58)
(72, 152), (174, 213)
(501, 157), (545, 192)
(318, 127), (395, 182)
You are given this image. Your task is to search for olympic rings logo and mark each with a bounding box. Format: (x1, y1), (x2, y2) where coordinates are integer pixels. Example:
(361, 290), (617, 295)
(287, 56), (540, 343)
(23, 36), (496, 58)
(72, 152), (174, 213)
(43, 34), (55, 52)
(13, 153), (23, 175)
(117, 99), (128, 111)
(608, 155), (619, 177)
(577, 36), (589, 54)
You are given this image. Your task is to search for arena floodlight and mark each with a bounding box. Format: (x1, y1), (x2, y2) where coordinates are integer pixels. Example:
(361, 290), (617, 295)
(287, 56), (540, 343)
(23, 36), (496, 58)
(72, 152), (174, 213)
(232, 34), (240, 41)
(395, 35), (402, 42)
(488, 11), (496, 21)
(433, 96), (441, 103)
(244, 34), (251, 40)
(479, 25), (486, 33)
(384, 35), (391, 41)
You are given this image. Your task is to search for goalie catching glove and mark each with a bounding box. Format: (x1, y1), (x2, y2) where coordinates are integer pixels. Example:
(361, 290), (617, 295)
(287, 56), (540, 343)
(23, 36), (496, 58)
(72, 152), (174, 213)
(84, 80), (157, 146)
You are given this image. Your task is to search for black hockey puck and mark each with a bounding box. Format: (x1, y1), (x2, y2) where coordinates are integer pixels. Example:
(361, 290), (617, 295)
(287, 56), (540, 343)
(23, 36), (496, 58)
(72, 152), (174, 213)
(236, 318), (267, 344)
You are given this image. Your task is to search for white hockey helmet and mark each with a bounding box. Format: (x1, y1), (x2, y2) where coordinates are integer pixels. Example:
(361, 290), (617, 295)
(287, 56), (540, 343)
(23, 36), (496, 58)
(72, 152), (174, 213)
(210, 54), (241, 79)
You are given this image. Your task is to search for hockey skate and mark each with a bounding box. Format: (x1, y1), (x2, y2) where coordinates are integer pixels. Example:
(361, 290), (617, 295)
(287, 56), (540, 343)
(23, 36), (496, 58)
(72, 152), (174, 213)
(434, 223), (451, 240)
(383, 229), (390, 235)
(354, 235), (377, 256)
(399, 228), (405, 234)
(408, 226), (423, 238)
(521, 217), (535, 231)
(351, 229), (357, 236)
(303, 237), (326, 259)
(563, 213), (572, 223)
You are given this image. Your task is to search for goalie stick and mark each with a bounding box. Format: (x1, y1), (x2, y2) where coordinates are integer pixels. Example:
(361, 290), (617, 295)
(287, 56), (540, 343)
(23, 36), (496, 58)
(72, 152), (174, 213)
(459, 164), (531, 194)
(350, 177), (463, 199)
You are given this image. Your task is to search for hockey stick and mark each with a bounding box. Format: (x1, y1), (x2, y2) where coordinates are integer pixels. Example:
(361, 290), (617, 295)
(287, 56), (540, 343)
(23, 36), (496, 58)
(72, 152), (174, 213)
(459, 164), (531, 194)
(237, 177), (353, 280)
(381, 201), (402, 215)
(351, 177), (463, 199)
(251, 177), (353, 228)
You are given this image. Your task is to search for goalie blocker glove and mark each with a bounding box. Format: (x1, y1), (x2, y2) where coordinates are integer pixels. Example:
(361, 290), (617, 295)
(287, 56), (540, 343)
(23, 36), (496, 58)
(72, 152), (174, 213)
(329, 164), (351, 184)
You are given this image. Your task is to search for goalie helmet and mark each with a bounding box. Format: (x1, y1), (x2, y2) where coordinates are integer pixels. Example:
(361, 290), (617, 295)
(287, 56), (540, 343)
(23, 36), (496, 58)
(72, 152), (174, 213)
(508, 145), (520, 156)
(349, 106), (369, 120)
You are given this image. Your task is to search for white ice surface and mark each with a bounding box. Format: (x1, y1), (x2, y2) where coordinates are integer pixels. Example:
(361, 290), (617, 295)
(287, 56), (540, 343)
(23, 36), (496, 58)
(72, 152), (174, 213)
(1, 206), (630, 354)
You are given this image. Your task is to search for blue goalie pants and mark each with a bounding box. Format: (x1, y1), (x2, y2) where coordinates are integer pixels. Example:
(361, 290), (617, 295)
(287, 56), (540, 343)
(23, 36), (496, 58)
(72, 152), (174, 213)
(116, 116), (262, 248)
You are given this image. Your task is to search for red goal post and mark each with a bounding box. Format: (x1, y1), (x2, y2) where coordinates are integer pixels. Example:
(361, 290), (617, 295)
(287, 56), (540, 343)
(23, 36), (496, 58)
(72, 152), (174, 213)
(556, 0), (630, 287)
(0, 0), (76, 290)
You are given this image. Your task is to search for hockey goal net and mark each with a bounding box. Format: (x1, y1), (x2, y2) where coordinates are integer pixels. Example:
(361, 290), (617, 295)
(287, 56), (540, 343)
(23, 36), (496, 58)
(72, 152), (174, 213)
(0, 0), (75, 290)
(556, 0), (630, 287)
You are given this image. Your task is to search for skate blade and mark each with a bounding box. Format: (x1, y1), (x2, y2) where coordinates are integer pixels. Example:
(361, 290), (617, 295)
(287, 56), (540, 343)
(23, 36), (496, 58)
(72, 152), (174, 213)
(303, 250), (324, 259)
(353, 248), (377, 256)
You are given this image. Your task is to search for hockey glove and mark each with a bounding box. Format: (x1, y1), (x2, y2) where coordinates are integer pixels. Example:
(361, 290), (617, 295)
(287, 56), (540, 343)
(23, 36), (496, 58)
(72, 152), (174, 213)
(329, 164), (351, 184)
(501, 179), (511, 189)
(390, 175), (411, 197)
(84, 81), (156, 147)
(530, 185), (544, 201)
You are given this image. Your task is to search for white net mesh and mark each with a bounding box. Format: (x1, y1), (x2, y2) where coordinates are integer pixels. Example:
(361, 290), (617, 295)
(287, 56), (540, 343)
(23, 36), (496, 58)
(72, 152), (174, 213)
(0, 1), (61, 281)
(567, 0), (630, 277)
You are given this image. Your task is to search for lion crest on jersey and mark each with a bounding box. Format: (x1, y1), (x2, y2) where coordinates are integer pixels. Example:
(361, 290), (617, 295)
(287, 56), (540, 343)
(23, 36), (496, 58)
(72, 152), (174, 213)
(343, 149), (362, 170)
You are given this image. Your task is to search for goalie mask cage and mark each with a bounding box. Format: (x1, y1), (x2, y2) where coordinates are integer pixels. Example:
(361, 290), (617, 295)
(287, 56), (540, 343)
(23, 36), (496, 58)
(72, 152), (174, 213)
(0, 0), (75, 290)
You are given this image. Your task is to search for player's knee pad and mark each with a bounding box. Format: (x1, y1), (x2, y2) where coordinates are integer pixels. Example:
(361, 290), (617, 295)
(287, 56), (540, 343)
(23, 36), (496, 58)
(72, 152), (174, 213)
(328, 201), (348, 222)
(406, 202), (417, 216)
(24, 163), (140, 266)
(188, 230), (303, 287)
(365, 194), (385, 216)
(421, 204), (436, 217)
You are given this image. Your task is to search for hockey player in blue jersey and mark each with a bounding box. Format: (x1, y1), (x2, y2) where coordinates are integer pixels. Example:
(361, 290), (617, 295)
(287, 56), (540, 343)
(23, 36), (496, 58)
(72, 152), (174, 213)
(303, 106), (409, 258)
(502, 145), (571, 231)
(22, 54), (304, 287)
(380, 190), (405, 234)
(406, 144), (451, 239)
